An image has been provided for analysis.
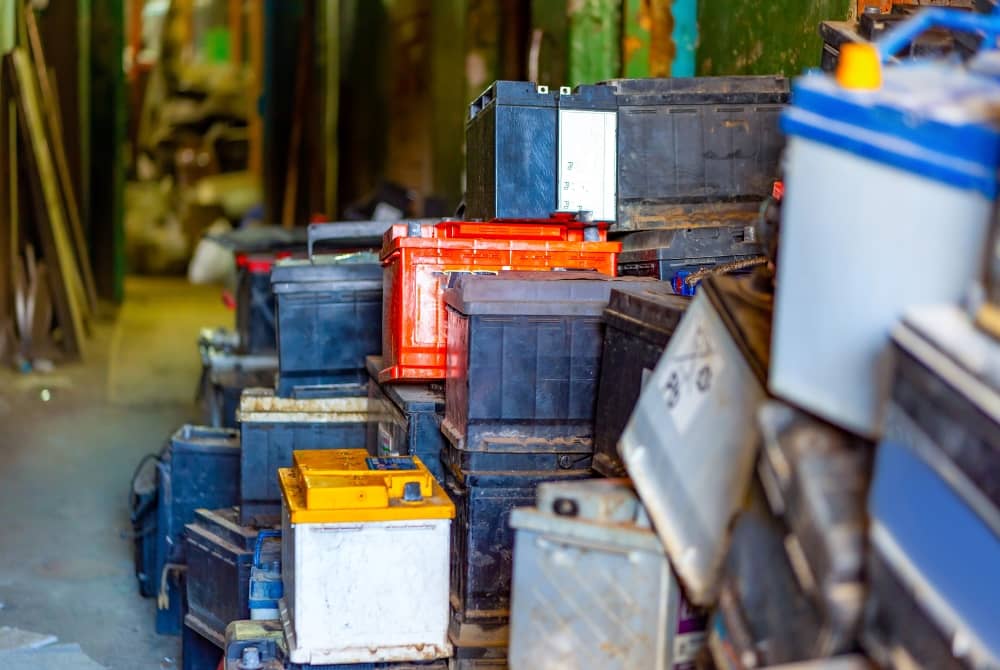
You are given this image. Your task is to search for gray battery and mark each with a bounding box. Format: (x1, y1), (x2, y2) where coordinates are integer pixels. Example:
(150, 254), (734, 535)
(508, 479), (706, 670)
(619, 273), (772, 606)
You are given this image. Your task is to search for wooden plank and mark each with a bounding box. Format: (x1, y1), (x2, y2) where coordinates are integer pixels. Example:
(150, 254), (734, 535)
(280, 1), (314, 229)
(0, 64), (11, 361)
(24, 5), (98, 312)
(247, 0), (263, 179)
(6, 49), (87, 359)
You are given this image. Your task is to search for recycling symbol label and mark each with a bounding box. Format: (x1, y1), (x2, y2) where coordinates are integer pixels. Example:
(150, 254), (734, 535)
(658, 311), (724, 435)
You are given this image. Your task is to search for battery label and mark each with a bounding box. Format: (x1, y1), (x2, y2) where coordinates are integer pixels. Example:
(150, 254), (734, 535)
(366, 457), (417, 471)
(558, 109), (617, 221)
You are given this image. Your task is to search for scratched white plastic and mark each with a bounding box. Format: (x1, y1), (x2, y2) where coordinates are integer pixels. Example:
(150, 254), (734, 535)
(619, 292), (766, 606)
(558, 109), (617, 221)
(771, 136), (991, 439)
(280, 506), (452, 664)
(508, 480), (706, 670)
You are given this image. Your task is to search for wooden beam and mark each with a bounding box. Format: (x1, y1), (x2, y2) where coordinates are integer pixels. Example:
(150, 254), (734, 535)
(6, 49), (88, 358)
(24, 5), (98, 312)
(281, 1), (314, 229)
(229, 0), (243, 65)
(247, 0), (263, 179)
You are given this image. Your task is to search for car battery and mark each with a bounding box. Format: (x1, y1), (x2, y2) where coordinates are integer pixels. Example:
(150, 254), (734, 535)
(365, 356), (447, 483)
(238, 386), (371, 527)
(156, 425), (241, 634)
(711, 491), (836, 668)
(278, 450), (454, 665)
(378, 215), (620, 382)
(771, 41), (1000, 439)
(619, 272), (772, 605)
(616, 225), (764, 288)
(271, 253), (382, 395)
(444, 466), (593, 644)
(887, 304), (1000, 534)
(555, 84), (618, 222)
(593, 283), (689, 477)
(185, 508), (267, 641)
(235, 252), (287, 355)
(508, 479), (706, 670)
(601, 76), (788, 233)
(864, 438), (1000, 669)
(757, 402), (872, 655)
(197, 337), (278, 429)
(183, 613), (224, 670)
(441, 271), (655, 456)
(465, 81), (558, 221)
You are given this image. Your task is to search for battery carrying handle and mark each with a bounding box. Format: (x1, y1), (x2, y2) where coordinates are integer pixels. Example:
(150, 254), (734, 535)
(253, 530), (282, 569)
(876, 7), (1000, 61)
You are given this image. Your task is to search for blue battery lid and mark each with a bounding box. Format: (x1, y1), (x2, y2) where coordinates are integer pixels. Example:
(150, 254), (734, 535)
(782, 63), (1000, 197)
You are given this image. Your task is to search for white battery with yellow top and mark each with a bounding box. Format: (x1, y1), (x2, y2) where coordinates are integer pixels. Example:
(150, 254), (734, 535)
(278, 449), (454, 664)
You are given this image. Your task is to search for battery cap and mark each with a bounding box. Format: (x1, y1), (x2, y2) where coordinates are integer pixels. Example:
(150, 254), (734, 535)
(836, 43), (882, 90)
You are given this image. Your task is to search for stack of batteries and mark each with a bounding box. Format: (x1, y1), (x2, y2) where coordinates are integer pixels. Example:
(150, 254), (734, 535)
(439, 271), (653, 662)
(464, 76), (788, 296)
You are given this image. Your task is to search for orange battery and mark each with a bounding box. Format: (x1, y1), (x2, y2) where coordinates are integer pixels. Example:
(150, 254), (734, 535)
(378, 214), (621, 382)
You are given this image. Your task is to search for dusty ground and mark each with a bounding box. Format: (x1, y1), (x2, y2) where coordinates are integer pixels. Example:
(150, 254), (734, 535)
(0, 277), (229, 669)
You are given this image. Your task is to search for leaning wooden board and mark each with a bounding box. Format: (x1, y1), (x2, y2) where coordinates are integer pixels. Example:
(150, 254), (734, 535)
(5, 49), (87, 359)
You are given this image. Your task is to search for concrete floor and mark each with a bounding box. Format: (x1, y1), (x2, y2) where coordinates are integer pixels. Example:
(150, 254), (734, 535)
(0, 277), (230, 669)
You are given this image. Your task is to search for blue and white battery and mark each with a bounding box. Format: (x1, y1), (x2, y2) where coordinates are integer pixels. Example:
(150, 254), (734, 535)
(248, 530), (283, 620)
(771, 17), (1000, 438)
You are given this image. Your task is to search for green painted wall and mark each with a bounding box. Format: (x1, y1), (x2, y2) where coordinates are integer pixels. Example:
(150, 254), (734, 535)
(697, 0), (852, 76)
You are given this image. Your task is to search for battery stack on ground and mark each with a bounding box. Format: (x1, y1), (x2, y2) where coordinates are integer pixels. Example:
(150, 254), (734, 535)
(366, 356), (447, 482)
(440, 271), (656, 661)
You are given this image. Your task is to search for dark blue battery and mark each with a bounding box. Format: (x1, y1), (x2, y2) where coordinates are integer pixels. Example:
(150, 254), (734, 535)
(238, 386), (370, 527)
(155, 425), (240, 635)
(465, 81), (558, 220)
(271, 256), (383, 396)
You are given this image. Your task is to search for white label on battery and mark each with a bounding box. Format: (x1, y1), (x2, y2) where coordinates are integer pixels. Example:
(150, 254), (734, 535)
(558, 109), (617, 221)
(659, 312), (724, 435)
(378, 424), (395, 456)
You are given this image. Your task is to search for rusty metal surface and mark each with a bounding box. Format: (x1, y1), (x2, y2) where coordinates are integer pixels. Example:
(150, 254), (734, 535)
(237, 387), (370, 423)
(612, 200), (762, 234)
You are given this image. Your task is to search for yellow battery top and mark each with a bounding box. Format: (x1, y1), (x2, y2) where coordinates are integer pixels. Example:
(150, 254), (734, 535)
(278, 449), (455, 523)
